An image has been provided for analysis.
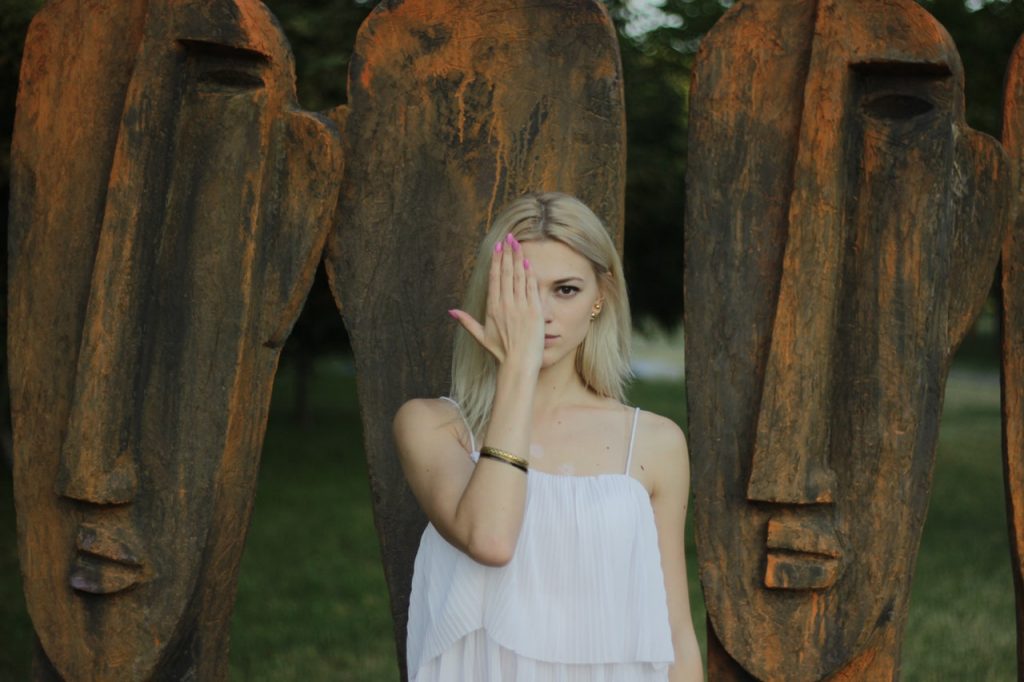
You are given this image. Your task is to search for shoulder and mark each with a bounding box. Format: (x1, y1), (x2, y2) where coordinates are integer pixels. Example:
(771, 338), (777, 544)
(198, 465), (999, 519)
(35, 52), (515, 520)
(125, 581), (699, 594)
(633, 409), (689, 494)
(393, 397), (456, 428)
(636, 409), (688, 460)
(393, 399), (473, 456)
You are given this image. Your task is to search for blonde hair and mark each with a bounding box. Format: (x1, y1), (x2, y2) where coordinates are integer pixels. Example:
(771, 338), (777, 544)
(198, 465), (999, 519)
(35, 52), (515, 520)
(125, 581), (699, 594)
(450, 192), (632, 442)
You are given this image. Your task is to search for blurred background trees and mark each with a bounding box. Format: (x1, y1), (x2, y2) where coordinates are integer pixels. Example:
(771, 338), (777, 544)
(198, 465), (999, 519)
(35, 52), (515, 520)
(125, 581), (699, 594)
(0, 0), (1019, 426)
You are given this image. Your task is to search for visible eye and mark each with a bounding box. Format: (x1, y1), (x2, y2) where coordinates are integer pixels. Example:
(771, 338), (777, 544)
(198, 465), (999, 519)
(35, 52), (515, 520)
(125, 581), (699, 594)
(862, 93), (934, 120)
(556, 285), (580, 297)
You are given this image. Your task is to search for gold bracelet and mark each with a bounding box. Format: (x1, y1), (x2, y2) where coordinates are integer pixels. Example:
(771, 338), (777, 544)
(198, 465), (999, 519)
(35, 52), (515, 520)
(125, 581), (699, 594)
(479, 446), (529, 473)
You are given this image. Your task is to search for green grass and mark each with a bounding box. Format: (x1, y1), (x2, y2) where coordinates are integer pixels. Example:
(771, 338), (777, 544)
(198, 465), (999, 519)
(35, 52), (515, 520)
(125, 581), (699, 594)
(901, 369), (1016, 681)
(0, 357), (1015, 680)
(229, 357), (396, 681)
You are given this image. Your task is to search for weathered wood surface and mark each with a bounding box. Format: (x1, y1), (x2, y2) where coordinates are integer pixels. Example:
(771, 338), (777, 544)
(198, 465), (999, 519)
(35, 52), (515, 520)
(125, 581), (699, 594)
(322, 0), (625, 675)
(1002, 34), (1024, 682)
(685, 0), (1011, 679)
(8, 1), (341, 679)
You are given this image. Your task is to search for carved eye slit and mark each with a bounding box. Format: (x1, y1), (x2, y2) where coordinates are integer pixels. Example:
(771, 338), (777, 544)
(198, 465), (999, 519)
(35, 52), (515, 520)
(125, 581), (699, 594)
(196, 69), (265, 90)
(862, 93), (934, 120)
(178, 38), (269, 92)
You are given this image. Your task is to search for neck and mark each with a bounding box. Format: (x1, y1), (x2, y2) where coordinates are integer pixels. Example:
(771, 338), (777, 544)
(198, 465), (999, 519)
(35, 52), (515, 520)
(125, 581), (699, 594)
(532, 353), (591, 415)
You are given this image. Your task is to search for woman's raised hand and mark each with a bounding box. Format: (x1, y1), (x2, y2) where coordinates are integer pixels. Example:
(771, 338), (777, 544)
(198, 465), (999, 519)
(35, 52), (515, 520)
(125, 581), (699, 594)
(450, 233), (545, 373)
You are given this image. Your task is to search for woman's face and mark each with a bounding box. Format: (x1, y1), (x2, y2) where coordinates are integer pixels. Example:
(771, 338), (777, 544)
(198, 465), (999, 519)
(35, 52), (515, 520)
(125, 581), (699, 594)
(519, 239), (603, 370)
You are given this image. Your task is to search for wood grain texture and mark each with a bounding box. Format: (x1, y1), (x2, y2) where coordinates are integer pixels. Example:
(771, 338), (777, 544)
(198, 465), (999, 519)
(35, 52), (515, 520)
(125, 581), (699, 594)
(1002, 33), (1024, 682)
(685, 0), (1010, 679)
(322, 1), (625, 676)
(8, 1), (341, 679)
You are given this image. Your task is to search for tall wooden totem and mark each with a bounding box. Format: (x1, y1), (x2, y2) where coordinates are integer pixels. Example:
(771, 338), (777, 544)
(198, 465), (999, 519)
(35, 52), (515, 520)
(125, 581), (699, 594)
(1002, 33), (1024, 682)
(685, 0), (1011, 679)
(8, 0), (342, 678)
(321, 1), (625, 676)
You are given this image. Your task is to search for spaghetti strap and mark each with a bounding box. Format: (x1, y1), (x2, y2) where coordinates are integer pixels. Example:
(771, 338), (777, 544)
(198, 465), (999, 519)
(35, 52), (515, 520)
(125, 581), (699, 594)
(439, 396), (476, 453)
(624, 406), (640, 475)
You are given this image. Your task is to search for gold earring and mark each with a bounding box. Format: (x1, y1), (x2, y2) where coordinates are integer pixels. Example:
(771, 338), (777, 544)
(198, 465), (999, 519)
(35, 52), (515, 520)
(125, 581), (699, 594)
(590, 303), (602, 321)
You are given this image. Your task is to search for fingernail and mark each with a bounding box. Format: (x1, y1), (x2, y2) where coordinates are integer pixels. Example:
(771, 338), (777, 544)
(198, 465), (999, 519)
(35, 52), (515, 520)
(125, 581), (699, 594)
(505, 233), (514, 244)
(495, 240), (502, 253)
(523, 258), (530, 269)
(511, 236), (521, 252)
(448, 309), (458, 319)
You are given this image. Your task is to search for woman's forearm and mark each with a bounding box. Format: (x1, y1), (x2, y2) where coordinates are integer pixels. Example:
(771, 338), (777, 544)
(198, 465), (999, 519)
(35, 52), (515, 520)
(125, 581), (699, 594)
(452, 359), (536, 565)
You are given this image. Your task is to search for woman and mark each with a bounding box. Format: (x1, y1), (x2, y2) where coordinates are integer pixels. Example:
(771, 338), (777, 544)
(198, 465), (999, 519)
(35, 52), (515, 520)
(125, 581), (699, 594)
(394, 193), (702, 681)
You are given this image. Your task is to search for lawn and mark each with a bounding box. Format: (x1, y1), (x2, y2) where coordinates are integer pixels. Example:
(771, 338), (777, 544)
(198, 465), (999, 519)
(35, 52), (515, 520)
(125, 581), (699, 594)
(0, 356), (1015, 680)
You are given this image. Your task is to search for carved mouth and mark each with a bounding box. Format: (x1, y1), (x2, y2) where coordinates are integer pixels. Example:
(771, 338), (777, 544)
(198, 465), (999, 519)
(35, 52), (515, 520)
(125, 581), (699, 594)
(763, 514), (843, 590)
(69, 523), (149, 595)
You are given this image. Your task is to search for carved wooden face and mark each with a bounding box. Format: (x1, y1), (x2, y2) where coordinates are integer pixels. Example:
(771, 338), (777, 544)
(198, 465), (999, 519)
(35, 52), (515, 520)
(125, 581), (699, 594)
(8, 1), (340, 678)
(685, 0), (1010, 679)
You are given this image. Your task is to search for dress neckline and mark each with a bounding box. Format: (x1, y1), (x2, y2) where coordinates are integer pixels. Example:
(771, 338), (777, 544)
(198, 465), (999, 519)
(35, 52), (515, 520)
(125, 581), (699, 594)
(471, 450), (651, 495)
(532, 469), (651, 496)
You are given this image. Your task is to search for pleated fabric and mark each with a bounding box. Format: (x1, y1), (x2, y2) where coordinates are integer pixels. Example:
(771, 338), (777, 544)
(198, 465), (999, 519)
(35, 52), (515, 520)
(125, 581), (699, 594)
(407, 404), (675, 682)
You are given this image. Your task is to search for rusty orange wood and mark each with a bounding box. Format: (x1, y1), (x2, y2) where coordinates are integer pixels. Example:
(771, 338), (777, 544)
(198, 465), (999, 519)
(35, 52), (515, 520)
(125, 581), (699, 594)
(321, 0), (625, 675)
(8, 1), (341, 679)
(1002, 34), (1024, 682)
(685, 0), (1011, 679)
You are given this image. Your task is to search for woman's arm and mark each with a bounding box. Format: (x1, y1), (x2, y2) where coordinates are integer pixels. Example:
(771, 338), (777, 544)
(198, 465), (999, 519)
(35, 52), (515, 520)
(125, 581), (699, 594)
(648, 414), (704, 682)
(394, 360), (535, 565)
(394, 232), (542, 566)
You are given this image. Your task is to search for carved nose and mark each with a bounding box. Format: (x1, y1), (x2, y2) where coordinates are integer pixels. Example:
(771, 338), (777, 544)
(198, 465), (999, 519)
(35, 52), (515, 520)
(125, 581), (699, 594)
(745, 49), (844, 506)
(56, 442), (138, 505)
(55, 124), (146, 506)
(747, 442), (836, 504)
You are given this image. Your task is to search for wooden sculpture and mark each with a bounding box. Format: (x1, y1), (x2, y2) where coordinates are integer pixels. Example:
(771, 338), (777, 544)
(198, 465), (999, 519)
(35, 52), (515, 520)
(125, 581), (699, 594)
(1002, 34), (1024, 682)
(8, 0), (341, 679)
(685, 0), (1011, 679)
(321, 0), (626, 675)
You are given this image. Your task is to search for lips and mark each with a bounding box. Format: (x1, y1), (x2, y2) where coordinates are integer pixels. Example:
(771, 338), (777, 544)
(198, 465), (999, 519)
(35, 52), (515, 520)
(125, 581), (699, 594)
(69, 522), (149, 594)
(763, 513), (843, 590)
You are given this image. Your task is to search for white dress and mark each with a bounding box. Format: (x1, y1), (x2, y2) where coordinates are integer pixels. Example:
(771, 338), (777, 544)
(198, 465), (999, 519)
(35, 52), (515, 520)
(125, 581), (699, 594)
(406, 398), (675, 681)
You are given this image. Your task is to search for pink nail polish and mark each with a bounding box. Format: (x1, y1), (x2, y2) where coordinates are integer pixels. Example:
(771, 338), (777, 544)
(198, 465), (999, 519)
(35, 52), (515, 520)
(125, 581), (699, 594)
(448, 309), (458, 319)
(495, 241), (502, 253)
(523, 258), (530, 269)
(511, 236), (521, 252)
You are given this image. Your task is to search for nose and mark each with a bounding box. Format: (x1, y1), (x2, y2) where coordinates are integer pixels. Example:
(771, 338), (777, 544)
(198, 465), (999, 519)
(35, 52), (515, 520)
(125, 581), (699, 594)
(540, 294), (554, 323)
(746, 41), (843, 506)
(55, 103), (151, 506)
(56, 440), (138, 505)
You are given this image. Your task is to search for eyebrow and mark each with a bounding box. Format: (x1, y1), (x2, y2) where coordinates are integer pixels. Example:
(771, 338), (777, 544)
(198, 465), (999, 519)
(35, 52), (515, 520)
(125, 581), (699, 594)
(552, 277), (585, 284)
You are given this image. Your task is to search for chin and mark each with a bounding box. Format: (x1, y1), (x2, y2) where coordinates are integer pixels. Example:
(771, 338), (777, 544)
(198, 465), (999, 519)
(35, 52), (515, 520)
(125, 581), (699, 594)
(540, 345), (581, 371)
